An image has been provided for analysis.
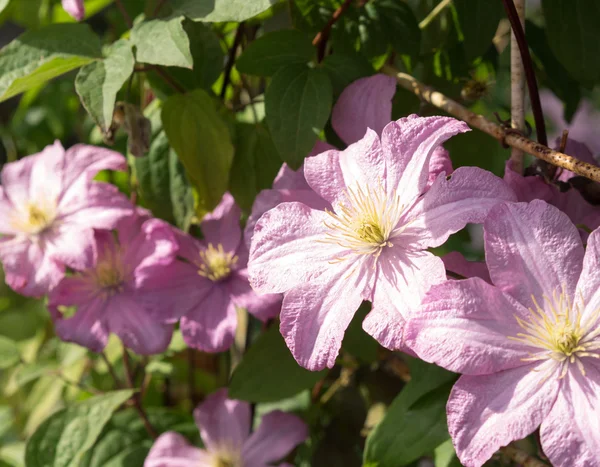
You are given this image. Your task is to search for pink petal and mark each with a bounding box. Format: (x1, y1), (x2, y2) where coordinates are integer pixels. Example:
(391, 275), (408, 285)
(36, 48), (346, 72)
(550, 186), (600, 238)
(426, 145), (453, 188)
(180, 285), (238, 352)
(503, 159), (554, 203)
(484, 200), (584, 309)
(303, 129), (384, 208)
(363, 249), (445, 351)
(575, 228), (600, 327)
(381, 115), (470, 203)
(331, 74), (396, 145)
(61, 0), (85, 21)
(407, 167), (517, 249)
(242, 410), (308, 467)
(405, 278), (534, 375)
(280, 257), (372, 370)
(555, 138), (597, 182)
(44, 223), (95, 271)
(248, 202), (341, 294)
(194, 389), (251, 454)
(272, 140), (334, 190)
(441, 252), (490, 283)
(540, 364), (600, 467)
(201, 193), (242, 253)
(448, 362), (560, 467)
(107, 294), (173, 355)
(227, 270), (282, 321)
(144, 432), (211, 467)
(0, 187), (19, 235)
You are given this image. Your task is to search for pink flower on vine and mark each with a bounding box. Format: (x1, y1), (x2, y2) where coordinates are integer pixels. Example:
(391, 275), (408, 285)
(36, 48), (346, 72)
(405, 200), (600, 467)
(48, 211), (177, 355)
(142, 193), (281, 353)
(0, 141), (132, 297)
(144, 389), (308, 467)
(248, 114), (516, 370)
(62, 0), (85, 20)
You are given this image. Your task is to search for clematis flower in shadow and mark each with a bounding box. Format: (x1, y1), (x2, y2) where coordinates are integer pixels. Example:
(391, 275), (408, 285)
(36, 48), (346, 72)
(0, 141), (133, 297)
(405, 200), (600, 467)
(249, 114), (516, 370)
(144, 389), (308, 467)
(141, 193), (281, 353)
(48, 211), (177, 355)
(62, 0), (85, 20)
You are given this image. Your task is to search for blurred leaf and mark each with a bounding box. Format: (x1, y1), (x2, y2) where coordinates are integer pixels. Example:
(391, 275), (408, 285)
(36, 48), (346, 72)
(14, 363), (56, 389)
(132, 16), (192, 69)
(369, 0), (421, 58)
(0, 0), (8, 15)
(453, 0), (503, 61)
(171, 0), (278, 22)
(52, 0), (114, 22)
(364, 359), (456, 466)
(229, 325), (327, 402)
(75, 40), (135, 133)
(342, 303), (379, 364)
(434, 438), (461, 467)
(169, 152), (195, 231)
(322, 51), (373, 97)
(25, 390), (134, 467)
(542, 0), (600, 87)
(0, 406), (12, 438)
(162, 89), (234, 214)
(265, 64), (332, 169)
(237, 30), (315, 77)
(229, 122), (282, 212)
(0, 336), (20, 369)
(0, 23), (102, 102)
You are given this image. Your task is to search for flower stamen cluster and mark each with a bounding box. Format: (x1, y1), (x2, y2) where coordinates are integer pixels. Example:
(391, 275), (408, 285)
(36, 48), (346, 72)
(88, 247), (127, 298)
(11, 202), (57, 235)
(198, 243), (238, 282)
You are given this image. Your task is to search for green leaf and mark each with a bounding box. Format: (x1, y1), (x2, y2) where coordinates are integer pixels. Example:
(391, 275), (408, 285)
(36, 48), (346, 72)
(322, 51), (373, 97)
(229, 325), (326, 402)
(342, 303), (379, 363)
(25, 390), (134, 467)
(229, 122), (282, 212)
(169, 151), (195, 231)
(364, 359), (457, 467)
(171, 0), (278, 22)
(0, 0), (9, 15)
(237, 30), (315, 77)
(75, 40), (135, 133)
(0, 23), (102, 102)
(265, 64), (332, 169)
(542, 0), (600, 87)
(369, 0), (421, 58)
(162, 89), (234, 214)
(453, 0), (504, 61)
(434, 439), (462, 467)
(132, 16), (192, 69)
(0, 336), (19, 369)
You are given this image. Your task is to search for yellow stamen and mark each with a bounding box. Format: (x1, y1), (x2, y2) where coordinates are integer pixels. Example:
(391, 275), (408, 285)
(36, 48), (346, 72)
(198, 243), (237, 282)
(11, 202), (57, 235)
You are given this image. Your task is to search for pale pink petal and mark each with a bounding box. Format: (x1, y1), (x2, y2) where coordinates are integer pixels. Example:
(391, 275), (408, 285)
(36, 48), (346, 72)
(426, 145), (453, 188)
(503, 160), (554, 203)
(280, 257), (372, 370)
(194, 389), (251, 453)
(407, 167), (517, 249)
(575, 228), (600, 326)
(61, 0), (85, 21)
(363, 249), (445, 351)
(448, 362), (560, 467)
(405, 278), (534, 375)
(44, 224), (95, 271)
(171, 227), (205, 264)
(201, 193), (241, 253)
(0, 236), (64, 297)
(331, 74), (396, 145)
(381, 115), (470, 202)
(441, 252), (490, 283)
(227, 271), (282, 321)
(0, 187), (19, 235)
(180, 285), (238, 352)
(249, 202), (342, 294)
(272, 140), (334, 190)
(550, 186), (600, 238)
(303, 129), (384, 208)
(107, 294), (173, 355)
(556, 138), (597, 182)
(144, 432), (211, 467)
(242, 411), (308, 467)
(484, 200), (584, 309)
(540, 364), (600, 467)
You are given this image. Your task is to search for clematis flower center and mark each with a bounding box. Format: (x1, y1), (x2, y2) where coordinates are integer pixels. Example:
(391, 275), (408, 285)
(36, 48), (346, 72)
(210, 450), (242, 467)
(91, 249), (127, 298)
(509, 290), (600, 378)
(198, 243), (238, 282)
(321, 184), (407, 259)
(11, 202), (57, 235)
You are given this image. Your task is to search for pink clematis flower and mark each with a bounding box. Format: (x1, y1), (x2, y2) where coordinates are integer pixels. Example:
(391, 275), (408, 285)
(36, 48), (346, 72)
(62, 0), (85, 21)
(48, 211), (177, 355)
(145, 389), (308, 467)
(249, 114), (517, 370)
(141, 193), (281, 352)
(0, 141), (132, 297)
(405, 200), (600, 467)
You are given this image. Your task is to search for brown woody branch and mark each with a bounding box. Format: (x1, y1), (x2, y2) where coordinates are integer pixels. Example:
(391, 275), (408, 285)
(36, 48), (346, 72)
(312, 0), (354, 62)
(500, 445), (549, 467)
(382, 65), (600, 184)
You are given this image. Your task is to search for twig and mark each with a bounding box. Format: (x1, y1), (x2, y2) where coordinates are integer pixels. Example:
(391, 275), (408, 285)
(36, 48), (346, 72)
(220, 23), (246, 99)
(115, 0), (133, 28)
(123, 348), (158, 439)
(508, 0), (526, 173)
(500, 445), (549, 467)
(501, 0), (547, 147)
(382, 65), (600, 183)
(101, 352), (122, 389)
(312, 0), (354, 62)
(419, 0), (453, 29)
(152, 66), (185, 93)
